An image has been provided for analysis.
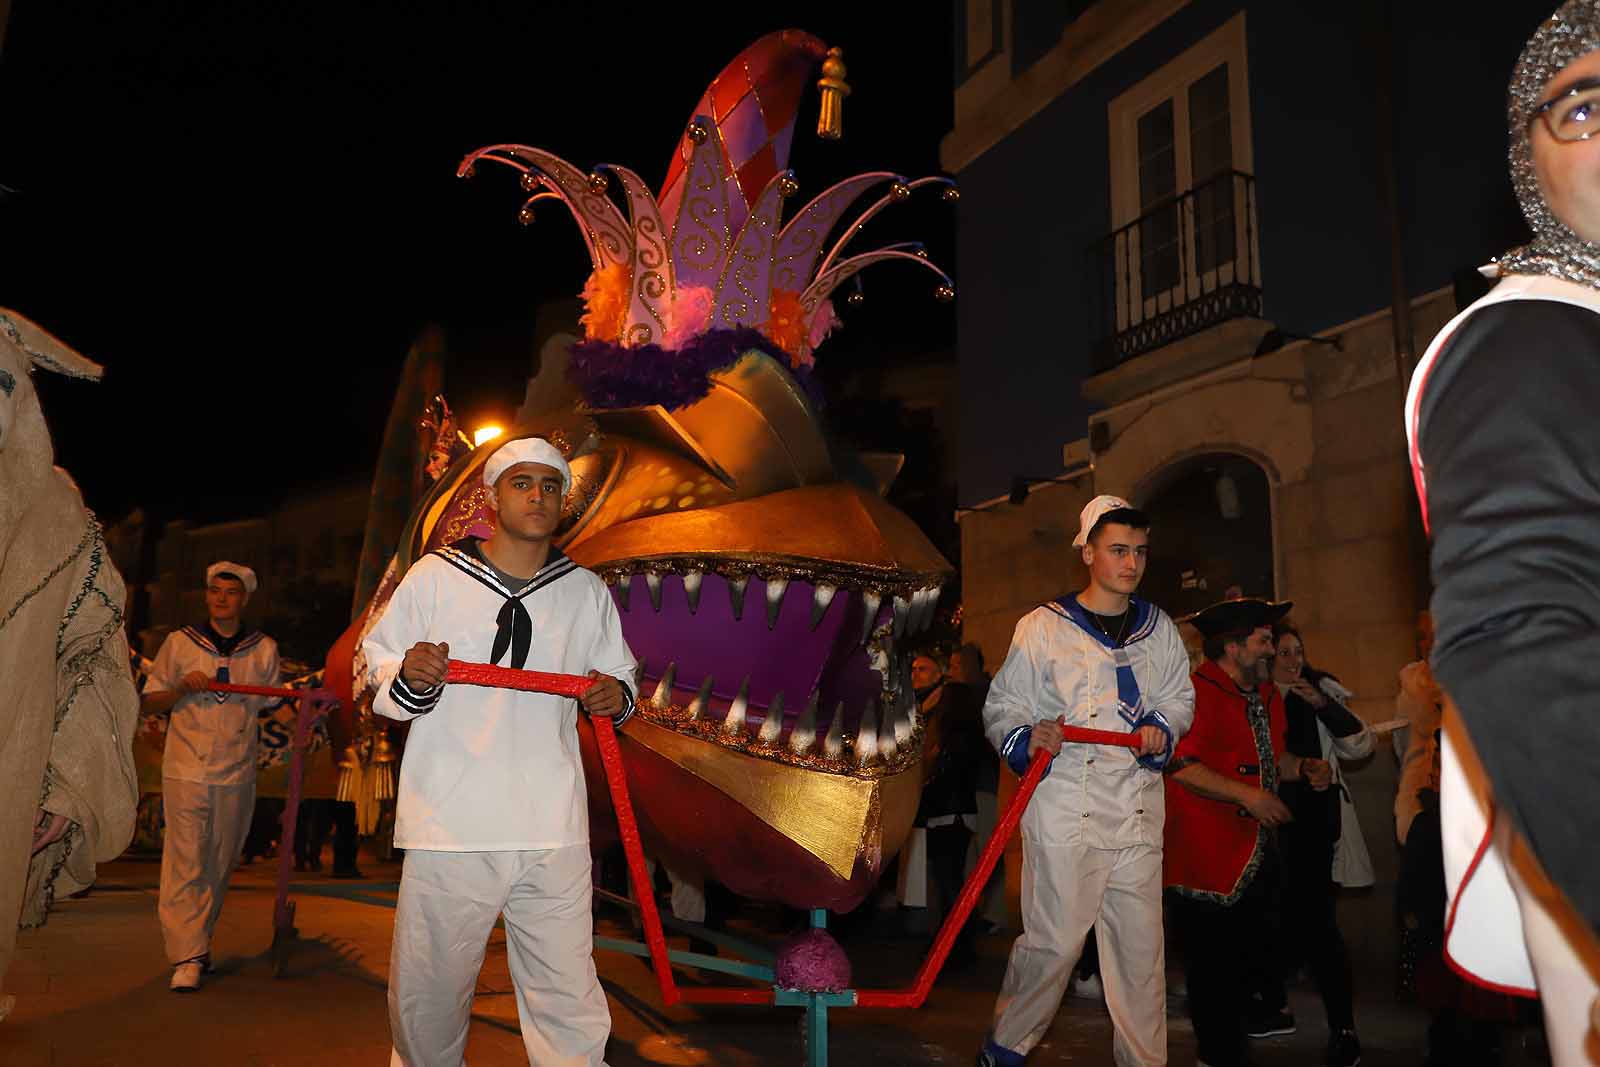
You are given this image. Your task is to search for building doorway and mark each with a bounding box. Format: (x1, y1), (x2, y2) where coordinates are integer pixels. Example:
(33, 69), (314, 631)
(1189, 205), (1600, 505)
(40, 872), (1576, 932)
(1138, 453), (1273, 619)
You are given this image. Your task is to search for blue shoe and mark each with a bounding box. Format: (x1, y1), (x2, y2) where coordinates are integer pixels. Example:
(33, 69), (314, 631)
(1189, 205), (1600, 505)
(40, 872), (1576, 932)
(977, 1037), (1026, 1066)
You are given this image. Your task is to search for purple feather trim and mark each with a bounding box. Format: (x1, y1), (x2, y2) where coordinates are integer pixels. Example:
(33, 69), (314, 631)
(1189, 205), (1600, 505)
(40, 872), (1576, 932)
(568, 327), (820, 411)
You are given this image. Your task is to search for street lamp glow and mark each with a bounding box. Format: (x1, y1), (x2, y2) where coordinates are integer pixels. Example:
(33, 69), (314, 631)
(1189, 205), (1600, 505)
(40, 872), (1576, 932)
(473, 425), (504, 448)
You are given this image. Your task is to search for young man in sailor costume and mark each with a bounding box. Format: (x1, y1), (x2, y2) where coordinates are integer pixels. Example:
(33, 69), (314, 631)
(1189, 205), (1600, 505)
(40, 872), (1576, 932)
(141, 561), (279, 992)
(363, 436), (637, 1067)
(977, 496), (1194, 1067)
(1406, 3), (1600, 1060)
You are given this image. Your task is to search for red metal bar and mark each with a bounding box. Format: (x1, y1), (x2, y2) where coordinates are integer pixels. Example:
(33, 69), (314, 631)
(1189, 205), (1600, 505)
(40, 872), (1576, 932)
(200, 682), (338, 976)
(855, 724), (1144, 1009)
(446, 660), (1146, 1013)
(443, 659), (596, 697)
(591, 713), (686, 1006)
(272, 693), (334, 962)
(446, 660), (753, 1005)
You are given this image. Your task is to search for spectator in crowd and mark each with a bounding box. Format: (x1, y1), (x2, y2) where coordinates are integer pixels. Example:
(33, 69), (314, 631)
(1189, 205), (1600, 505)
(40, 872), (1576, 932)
(951, 643), (1008, 935)
(1255, 621), (1371, 1066)
(1394, 612), (1441, 847)
(911, 651), (985, 966)
(1166, 597), (1331, 1067)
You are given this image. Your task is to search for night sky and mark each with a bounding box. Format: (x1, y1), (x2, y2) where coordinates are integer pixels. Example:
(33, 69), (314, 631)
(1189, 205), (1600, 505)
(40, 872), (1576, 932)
(2, 3), (955, 525)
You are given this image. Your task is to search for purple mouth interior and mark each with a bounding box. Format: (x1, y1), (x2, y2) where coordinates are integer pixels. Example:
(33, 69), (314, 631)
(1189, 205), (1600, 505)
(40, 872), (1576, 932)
(612, 571), (890, 736)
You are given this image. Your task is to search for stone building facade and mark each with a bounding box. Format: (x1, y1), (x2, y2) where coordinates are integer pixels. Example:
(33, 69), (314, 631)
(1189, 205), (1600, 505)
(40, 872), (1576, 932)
(940, 0), (1545, 972)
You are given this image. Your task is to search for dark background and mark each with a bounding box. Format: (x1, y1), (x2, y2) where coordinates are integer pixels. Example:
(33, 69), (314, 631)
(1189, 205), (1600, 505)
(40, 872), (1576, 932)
(2, 2), (956, 525)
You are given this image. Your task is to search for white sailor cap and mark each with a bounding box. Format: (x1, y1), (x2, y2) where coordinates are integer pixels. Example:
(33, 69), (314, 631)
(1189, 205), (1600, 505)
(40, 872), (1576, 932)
(1073, 494), (1136, 548)
(206, 560), (258, 596)
(482, 436), (572, 496)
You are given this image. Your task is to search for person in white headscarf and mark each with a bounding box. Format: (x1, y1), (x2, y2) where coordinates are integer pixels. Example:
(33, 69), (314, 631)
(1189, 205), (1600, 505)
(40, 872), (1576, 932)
(363, 435), (637, 1067)
(1406, 3), (1600, 1060)
(0, 309), (140, 1022)
(141, 561), (279, 992)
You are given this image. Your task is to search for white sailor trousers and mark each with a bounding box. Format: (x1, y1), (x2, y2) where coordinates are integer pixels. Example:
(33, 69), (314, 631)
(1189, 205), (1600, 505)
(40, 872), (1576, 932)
(992, 841), (1166, 1066)
(388, 845), (610, 1067)
(158, 778), (255, 964)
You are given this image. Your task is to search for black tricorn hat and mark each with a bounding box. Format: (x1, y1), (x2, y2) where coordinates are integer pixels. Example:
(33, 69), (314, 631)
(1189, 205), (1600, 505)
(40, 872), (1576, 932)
(1180, 597), (1293, 638)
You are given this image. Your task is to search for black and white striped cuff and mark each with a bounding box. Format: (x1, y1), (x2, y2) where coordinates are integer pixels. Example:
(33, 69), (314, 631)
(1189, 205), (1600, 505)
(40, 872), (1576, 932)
(612, 680), (636, 728)
(390, 673), (443, 715)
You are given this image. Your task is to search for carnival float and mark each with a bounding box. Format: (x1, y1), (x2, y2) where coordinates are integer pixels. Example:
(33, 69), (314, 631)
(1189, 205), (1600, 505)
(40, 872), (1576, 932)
(326, 28), (959, 916)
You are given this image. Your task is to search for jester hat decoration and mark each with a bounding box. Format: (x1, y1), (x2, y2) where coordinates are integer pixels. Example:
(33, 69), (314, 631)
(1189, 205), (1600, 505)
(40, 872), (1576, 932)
(457, 30), (956, 411)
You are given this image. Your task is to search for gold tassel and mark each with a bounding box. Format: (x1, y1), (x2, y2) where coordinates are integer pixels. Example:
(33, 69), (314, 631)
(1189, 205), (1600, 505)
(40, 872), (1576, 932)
(816, 47), (850, 141)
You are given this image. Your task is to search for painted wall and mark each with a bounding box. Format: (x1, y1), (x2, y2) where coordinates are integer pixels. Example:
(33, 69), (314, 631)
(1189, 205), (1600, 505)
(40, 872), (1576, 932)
(953, 0), (1542, 507)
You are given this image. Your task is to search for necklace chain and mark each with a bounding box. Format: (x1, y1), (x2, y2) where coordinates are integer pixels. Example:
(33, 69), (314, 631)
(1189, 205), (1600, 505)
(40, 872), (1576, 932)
(1092, 607), (1131, 646)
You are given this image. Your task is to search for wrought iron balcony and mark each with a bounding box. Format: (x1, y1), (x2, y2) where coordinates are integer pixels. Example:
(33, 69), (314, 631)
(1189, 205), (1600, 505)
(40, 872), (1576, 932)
(1090, 170), (1262, 370)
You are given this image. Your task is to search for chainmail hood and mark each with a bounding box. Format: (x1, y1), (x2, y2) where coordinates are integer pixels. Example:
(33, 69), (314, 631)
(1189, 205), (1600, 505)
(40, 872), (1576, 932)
(1498, 0), (1600, 286)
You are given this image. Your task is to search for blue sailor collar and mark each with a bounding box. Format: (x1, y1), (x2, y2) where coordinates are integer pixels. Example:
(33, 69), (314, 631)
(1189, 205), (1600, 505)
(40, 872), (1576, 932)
(1044, 594), (1159, 650)
(179, 623), (266, 658)
(1041, 593), (1173, 770)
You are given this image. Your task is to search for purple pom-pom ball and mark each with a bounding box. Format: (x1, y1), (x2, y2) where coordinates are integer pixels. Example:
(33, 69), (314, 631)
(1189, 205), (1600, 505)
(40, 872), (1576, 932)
(775, 928), (852, 992)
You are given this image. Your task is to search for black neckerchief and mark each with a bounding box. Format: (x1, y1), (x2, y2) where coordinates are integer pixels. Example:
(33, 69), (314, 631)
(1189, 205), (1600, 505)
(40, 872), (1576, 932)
(433, 538), (578, 670)
(201, 620), (252, 657)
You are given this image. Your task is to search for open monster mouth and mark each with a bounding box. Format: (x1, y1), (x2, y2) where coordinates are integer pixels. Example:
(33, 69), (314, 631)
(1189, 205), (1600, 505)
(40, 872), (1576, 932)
(345, 359), (955, 911)
(603, 561), (943, 777)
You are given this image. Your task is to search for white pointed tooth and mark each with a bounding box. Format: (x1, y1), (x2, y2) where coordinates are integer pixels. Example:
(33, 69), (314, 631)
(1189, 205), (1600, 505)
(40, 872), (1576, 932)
(892, 594), (911, 640)
(765, 577), (789, 630)
(860, 590), (882, 645)
(683, 570), (704, 614)
(854, 701), (880, 764)
(788, 692), (820, 754)
(728, 575), (748, 621)
(645, 571), (664, 612)
(823, 701), (845, 758)
(877, 699), (898, 760)
(911, 588), (934, 633)
(810, 583), (837, 630)
(613, 574), (631, 612)
(651, 662), (677, 708)
(722, 676), (751, 735)
(758, 692), (785, 743)
(687, 676), (713, 720)
(892, 694), (915, 745)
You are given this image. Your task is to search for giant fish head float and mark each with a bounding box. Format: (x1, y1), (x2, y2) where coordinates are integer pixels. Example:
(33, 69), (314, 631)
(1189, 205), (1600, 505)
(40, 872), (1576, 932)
(334, 31), (957, 912)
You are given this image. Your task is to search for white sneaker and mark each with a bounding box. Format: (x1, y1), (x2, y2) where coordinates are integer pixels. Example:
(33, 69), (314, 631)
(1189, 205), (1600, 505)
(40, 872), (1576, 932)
(1068, 973), (1104, 1000)
(169, 961), (202, 992)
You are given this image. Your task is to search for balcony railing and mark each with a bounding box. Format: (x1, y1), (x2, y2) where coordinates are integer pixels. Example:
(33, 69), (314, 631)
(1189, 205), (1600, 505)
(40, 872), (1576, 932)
(1090, 170), (1262, 370)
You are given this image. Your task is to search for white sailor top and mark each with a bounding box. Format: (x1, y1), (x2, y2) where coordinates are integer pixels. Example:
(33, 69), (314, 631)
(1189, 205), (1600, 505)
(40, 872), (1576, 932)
(982, 596), (1195, 850)
(144, 625), (280, 786)
(364, 542), (637, 852)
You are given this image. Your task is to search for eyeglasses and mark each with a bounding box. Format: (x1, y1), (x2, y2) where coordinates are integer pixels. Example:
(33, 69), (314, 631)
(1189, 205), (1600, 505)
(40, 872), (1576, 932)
(1531, 77), (1600, 142)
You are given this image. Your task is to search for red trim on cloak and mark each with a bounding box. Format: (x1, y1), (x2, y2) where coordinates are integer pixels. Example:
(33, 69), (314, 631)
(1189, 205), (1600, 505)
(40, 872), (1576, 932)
(1440, 817), (1540, 999)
